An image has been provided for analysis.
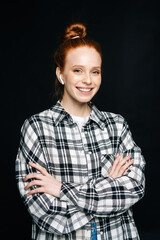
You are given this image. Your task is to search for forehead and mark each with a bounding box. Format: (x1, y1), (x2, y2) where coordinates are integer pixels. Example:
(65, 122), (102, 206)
(65, 46), (102, 67)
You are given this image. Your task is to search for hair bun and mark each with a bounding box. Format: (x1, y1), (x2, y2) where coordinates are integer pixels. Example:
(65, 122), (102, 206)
(64, 23), (87, 40)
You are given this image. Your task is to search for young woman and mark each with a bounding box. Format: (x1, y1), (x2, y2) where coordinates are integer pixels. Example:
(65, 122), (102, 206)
(16, 23), (145, 240)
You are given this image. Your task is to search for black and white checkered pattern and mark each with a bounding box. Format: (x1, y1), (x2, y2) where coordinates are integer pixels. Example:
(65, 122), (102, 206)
(15, 101), (145, 239)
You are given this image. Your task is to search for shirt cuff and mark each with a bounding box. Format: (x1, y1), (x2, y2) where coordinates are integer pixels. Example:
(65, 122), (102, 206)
(60, 182), (80, 205)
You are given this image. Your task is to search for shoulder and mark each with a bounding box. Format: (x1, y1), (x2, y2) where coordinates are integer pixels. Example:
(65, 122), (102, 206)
(91, 103), (128, 131)
(21, 108), (54, 135)
(101, 111), (126, 125)
(99, 111), (130, 137)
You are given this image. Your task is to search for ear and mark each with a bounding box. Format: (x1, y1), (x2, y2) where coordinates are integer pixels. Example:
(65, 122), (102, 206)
(56, 67), (65, 85)
(56, 67), (61, 81)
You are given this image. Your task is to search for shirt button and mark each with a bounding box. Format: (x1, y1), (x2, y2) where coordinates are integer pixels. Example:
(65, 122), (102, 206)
(100, 231), (103, 235)
(83, 176), (87, 181)
(88, 151), (92, 154)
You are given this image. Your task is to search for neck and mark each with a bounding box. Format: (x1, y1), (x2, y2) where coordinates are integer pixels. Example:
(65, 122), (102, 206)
(60, 98), (91, 117)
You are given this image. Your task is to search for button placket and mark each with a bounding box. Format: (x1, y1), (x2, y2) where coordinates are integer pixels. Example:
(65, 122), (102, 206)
(78, 128), (90, 180)
(81, 129), (96, 179)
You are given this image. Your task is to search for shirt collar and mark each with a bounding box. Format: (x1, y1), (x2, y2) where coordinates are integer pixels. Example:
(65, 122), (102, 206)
(89, 102), (106, 130)
(50, 101), (106, 129)
(50, 101), (71, 126)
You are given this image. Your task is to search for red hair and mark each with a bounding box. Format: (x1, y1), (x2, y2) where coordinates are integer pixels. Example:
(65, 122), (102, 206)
(54, 23), (102, 100)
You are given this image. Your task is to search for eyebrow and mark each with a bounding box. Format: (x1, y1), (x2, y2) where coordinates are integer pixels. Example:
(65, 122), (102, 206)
(72, 65), (101, 69)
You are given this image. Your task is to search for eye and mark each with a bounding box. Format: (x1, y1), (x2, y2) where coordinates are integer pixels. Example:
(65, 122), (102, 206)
(92, 70), (101, 75)
(73, 69), (82, 73)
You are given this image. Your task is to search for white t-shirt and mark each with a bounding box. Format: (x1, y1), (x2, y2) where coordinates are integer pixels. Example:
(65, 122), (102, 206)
(71, 114), (90, 131)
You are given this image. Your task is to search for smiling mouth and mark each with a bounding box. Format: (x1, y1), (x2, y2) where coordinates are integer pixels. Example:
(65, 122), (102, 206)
(76, 87), (93, 93)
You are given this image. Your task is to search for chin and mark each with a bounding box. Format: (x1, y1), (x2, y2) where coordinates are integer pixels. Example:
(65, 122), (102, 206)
(76, 93), (93, 101)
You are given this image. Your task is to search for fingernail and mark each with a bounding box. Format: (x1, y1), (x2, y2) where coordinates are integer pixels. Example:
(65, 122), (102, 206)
(118, 153), (123, 157)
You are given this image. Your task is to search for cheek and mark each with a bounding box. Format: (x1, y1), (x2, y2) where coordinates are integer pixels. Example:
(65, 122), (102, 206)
(96, 76), (102, 87)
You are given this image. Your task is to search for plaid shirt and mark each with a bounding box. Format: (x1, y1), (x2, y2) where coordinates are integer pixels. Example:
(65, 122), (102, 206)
(15, 101), (145, 240)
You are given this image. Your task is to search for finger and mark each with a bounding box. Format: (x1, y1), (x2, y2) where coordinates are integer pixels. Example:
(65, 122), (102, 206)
(25, 180), (43, 190)
(109, 153), (123, 176)
(115, 155), (132, 175)
(118, 159), (134, 176)
(27, 187), (45, 195)
(123, 165), (131, 175)
(28, 162), (48, 176)
(24, 172), (43, 181)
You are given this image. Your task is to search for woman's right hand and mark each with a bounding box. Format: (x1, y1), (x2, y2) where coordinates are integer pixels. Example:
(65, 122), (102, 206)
(108, 153), (134, 178)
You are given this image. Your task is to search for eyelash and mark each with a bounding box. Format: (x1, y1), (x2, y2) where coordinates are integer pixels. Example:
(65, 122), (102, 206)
(73, 69), (82, 73)
(93, 70), (100, 75)
(73, 69), (100, 74)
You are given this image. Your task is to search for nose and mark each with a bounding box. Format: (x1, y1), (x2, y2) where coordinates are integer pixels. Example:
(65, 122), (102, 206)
(82, 73), (92, 85)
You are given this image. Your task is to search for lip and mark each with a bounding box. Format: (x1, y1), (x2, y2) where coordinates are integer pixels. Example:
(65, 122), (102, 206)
(76, 87), (94, 94)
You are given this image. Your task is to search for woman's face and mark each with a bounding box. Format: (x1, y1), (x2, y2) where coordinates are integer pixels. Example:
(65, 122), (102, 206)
(60, 46), (102, 106)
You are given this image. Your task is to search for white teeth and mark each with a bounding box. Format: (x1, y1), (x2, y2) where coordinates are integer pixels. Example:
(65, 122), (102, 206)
(78, 88), (92, 92)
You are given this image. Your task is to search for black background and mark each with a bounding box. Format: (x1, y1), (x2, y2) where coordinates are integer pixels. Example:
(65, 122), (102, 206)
(1, 0), (160, 239)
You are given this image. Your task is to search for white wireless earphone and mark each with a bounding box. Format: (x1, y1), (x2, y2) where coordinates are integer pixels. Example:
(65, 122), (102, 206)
(59, 75), (64, 85)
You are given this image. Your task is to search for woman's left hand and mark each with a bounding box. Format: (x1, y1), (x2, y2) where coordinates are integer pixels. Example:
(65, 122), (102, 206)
(24, 162), (62, 198)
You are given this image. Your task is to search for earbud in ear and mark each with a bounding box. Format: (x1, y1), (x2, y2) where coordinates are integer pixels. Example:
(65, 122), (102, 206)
(59, 75), (64, 85)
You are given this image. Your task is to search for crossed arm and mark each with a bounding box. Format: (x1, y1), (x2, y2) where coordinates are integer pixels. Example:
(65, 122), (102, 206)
(24, 153), (134, 198)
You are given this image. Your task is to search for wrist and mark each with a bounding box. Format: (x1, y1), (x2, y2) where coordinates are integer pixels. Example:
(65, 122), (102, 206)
(55, 182), (62, 198)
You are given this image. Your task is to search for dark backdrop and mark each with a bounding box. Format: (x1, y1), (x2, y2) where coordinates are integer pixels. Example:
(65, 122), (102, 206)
(1, 1), (160, 239)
